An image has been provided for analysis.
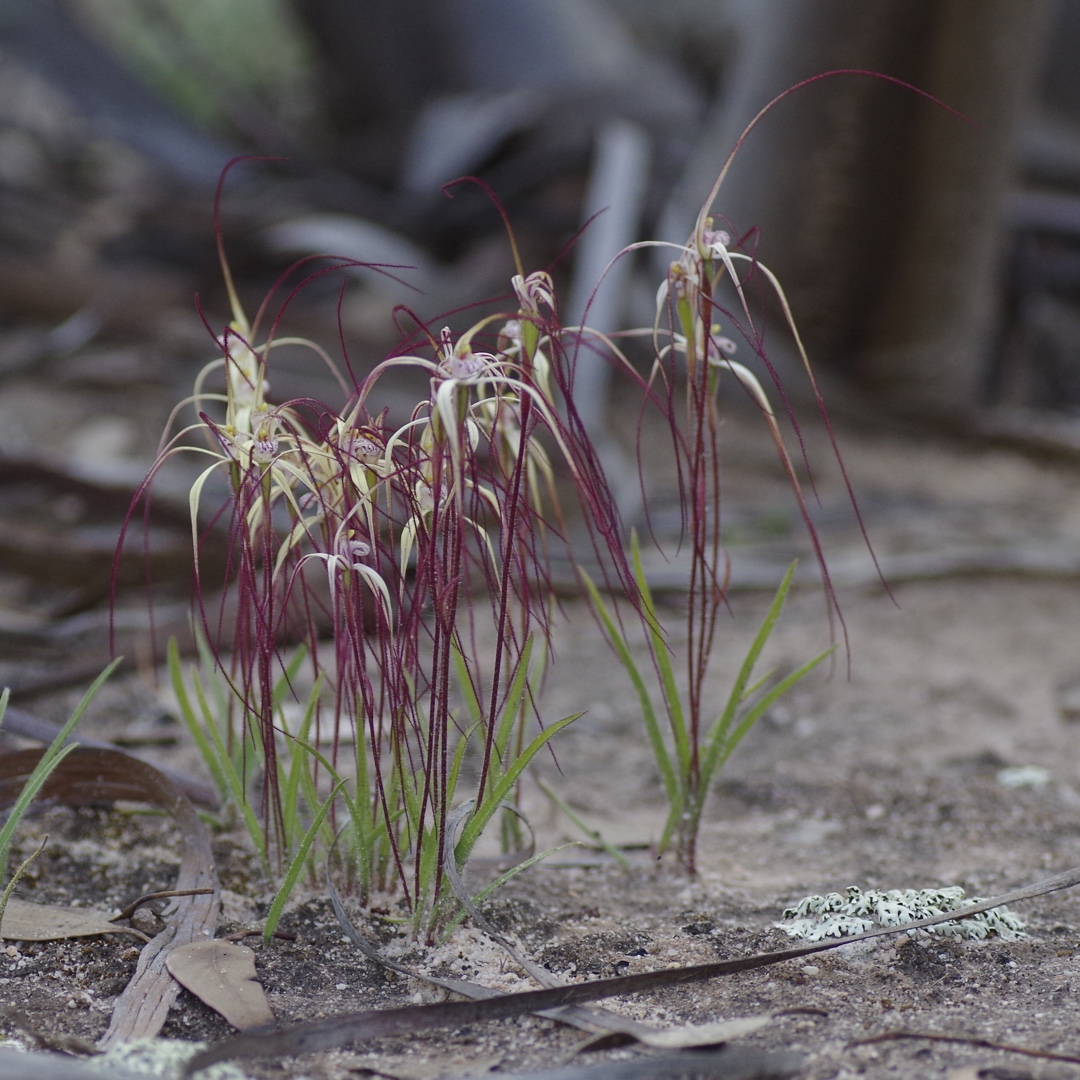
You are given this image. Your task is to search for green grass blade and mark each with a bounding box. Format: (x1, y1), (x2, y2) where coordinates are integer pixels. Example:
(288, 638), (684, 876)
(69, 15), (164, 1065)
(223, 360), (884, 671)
(183, 653), (266, 864)
(350, 705), (375, 886)
(447, 720), (479, 811)
(271, 647), (308, 713)
(579, 567), (678, 809)
(451, 641), (483, 726)
(169, 640), (231, 804)
(279, 720), (347, 861)
(689, 563), (820, 848)
(703, 647), (834, 783)
(438, 840), (578, 941)
(280, 676), (323, 855)
(709, 561), (798, 752)
(537, 779), (630, 870)
(288, 737), (375, 890)
(62, 656), (124, 733)
(629, 532), (689, 777)
(454, 712), (579, 865)
(0, 657), (122, 881)
(0, 744), (79, 886)
(492, 635), (534, 765)
(263, 779), (346, 943)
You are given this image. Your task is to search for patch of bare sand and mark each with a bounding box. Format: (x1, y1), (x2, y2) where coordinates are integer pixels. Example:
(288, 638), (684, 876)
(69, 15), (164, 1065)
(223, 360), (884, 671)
(6, 412), (1080, 1077)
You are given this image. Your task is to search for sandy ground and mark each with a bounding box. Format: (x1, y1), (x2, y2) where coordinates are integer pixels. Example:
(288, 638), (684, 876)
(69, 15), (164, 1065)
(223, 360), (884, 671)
(3, 386), (1080, 1079)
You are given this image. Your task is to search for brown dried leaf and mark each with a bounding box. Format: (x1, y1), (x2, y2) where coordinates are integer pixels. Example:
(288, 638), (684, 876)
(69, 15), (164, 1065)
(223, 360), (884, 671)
(166, 940), (274, 1031)
(631, 1015), (772, 1049)
(0, 747), (218, 1047)
(0, 898), (146, 943)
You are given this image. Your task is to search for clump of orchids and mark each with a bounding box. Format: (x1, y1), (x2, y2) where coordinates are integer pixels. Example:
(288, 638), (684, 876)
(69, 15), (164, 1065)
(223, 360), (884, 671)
(136, 186), (626, 934)
(133, 77), (867, 927)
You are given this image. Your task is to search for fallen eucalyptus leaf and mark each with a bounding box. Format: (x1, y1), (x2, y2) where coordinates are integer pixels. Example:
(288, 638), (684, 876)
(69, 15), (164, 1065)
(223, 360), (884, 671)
(166, 941), (274, 1031)
(631, 1015), (773, 1049)
(330, 872), (657, 1043)
(436, 802), (662, 1042)
(1, 898), (147, 943)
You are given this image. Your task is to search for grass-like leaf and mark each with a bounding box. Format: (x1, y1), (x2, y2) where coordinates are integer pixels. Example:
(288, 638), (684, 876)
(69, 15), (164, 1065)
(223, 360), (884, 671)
(579, 568), (678, 811)
(168, 640), (267, 870)
(454, 711), (580, 868)
(707, 562), (800, 753)
(537, 779), (631, 871)
(0, 658), (122, 885)
(263, 778), (346, 943)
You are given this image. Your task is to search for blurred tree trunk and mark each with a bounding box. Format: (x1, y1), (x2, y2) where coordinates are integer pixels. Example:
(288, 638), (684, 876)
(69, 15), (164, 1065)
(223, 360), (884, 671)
(664, 0), (1050, 419)
(289, 0), (452, 183)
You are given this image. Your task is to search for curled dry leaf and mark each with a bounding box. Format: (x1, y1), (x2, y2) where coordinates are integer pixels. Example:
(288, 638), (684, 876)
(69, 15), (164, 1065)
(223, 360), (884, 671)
(0, 746), (218, 1047)
(629, 1015), (772, 1049)
(166, 940), (274, 1032)
(0, 897), (147, 943)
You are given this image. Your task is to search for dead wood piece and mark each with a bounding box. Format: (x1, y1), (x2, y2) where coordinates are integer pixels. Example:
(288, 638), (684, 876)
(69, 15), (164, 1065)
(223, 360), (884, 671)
(972, 406), (1080, 461)
(0, 1047), (145, 1080)
(564, 543), (1080, 599)
(0, 747), (218, 1046)
(0, 255), (189, 336)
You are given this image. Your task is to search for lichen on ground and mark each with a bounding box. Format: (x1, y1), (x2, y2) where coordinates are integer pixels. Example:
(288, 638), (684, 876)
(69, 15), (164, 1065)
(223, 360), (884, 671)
(778, 884), (1027, 942)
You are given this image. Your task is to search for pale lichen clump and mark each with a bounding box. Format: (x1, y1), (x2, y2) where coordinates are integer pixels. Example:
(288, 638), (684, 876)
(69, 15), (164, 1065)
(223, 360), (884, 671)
(778, 885), (1027, 942)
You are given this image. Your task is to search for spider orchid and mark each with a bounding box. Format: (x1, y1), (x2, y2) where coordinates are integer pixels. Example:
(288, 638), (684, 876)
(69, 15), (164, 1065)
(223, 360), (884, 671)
(129, 164), (626, 933)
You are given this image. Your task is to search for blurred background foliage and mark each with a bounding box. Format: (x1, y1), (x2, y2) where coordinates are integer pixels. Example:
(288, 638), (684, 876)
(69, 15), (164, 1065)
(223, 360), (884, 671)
(2, 0), (1080, 696)
(77, 0), (318, 133)
(0, 0), (1078, 434)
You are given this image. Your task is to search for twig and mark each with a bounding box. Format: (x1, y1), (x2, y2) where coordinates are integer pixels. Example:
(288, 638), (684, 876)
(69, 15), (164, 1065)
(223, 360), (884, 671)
(110, 888), (215, 924)
(852, 1029), (1080, 1066)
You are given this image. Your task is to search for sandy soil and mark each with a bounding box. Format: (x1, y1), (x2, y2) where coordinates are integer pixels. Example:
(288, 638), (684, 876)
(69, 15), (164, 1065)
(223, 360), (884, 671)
(3, 393), (1080, 1080)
